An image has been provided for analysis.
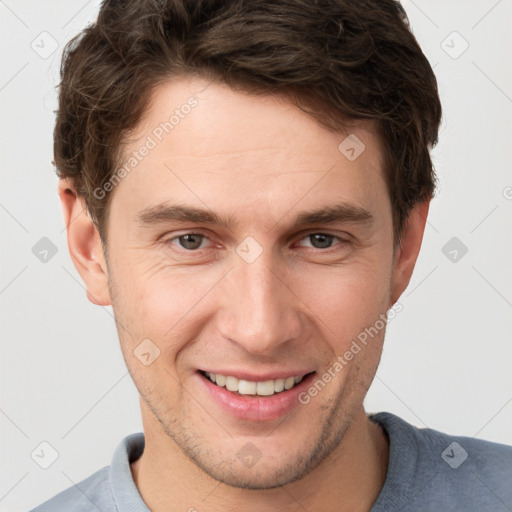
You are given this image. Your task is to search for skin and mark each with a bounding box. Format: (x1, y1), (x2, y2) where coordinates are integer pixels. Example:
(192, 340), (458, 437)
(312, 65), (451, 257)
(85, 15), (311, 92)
(60, 75), (429, 511)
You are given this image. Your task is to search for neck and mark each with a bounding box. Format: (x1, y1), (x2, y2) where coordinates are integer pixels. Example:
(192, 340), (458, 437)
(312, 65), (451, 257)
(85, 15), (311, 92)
(131, 406), (389, 512)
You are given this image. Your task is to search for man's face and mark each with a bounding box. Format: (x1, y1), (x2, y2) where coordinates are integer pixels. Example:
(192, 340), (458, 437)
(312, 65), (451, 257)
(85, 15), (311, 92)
(103, 76), (398, 488)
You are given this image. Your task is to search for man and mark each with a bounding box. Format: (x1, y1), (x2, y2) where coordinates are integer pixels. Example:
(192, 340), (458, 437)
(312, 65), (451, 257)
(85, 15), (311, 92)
(32, 0), (511, 510)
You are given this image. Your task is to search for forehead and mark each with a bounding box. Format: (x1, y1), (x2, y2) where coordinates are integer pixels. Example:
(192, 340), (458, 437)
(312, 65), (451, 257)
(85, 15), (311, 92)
(110, 76), (389, 230)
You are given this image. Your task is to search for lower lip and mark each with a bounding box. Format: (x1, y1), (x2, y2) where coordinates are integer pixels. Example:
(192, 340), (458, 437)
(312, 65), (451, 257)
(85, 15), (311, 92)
(196, 371), (316, 422)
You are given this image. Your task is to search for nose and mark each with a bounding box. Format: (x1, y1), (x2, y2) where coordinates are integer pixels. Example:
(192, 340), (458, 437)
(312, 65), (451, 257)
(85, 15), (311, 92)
(216, 247), (303, 356)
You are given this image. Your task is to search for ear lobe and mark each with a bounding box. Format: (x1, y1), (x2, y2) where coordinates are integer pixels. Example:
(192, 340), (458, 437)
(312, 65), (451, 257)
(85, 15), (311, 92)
(390, 200), (430, 306)
(58, 178), (111, 306)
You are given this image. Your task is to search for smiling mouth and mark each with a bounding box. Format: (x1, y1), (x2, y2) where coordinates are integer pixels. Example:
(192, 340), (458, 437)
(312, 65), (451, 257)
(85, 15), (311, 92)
(199, 370), (316, 397)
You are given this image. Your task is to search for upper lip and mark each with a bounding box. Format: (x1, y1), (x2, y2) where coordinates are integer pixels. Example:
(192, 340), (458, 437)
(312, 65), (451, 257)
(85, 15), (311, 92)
(199, 369), (315, 381)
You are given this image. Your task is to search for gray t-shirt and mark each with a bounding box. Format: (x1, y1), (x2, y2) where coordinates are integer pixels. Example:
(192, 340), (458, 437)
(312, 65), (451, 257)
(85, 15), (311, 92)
(30, 412), (512, 511)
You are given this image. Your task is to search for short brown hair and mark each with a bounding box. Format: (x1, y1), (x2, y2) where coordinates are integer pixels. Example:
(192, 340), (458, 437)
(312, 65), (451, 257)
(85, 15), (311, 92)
(54, 0), (442, 246)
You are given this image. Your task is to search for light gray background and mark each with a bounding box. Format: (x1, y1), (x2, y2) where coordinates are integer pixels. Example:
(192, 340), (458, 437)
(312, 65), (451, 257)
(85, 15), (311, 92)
(1, 1), (511, 510)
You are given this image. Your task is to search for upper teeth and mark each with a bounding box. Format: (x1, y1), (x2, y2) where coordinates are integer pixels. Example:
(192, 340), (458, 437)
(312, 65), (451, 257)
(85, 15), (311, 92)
(204, 372), (304, 396)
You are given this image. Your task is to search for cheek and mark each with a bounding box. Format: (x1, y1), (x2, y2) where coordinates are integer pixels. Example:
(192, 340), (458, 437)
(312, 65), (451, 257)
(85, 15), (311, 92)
(109, 265), (206, 393)
(292, 255), (392, 350)
(110, 256), (222, 348)
(109, 235), (393, 359)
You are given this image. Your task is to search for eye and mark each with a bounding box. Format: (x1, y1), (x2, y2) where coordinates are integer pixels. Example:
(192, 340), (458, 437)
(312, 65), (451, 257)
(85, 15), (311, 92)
(164, 231), (350, 254)
(296, 233), (348, 250)
(167, 232), (210, 251)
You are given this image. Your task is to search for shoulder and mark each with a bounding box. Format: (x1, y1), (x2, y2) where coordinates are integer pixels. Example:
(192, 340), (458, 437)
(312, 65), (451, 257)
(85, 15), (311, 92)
(29, 466), (113, 512)
(29, 432), (146, 512)
(371, 412), (512, 512)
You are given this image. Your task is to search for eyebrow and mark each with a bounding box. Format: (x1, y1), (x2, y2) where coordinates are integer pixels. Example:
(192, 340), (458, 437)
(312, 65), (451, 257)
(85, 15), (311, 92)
(135, 202), (374, 230)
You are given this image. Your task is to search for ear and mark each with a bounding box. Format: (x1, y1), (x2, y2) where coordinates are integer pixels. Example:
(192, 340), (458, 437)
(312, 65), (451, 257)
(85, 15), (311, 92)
(59, 178), (111, 306)
(390, 200), (430, 306)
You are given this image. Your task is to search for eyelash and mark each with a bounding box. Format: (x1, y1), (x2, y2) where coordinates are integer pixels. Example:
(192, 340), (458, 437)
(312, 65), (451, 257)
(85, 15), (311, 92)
(163, 231), (351, 253)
